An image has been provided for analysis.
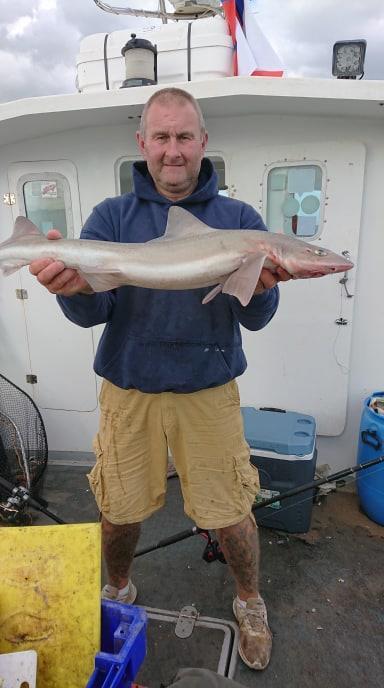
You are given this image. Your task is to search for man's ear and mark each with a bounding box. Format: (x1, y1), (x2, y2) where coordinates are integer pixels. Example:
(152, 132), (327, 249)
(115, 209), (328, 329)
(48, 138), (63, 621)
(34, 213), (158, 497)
(201, 131), (208, 154)
(136, 131), (145, 156)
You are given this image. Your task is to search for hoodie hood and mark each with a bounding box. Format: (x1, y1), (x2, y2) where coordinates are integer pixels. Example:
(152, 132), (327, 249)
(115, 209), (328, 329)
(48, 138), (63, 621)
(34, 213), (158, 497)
(132, 158), (219, 205)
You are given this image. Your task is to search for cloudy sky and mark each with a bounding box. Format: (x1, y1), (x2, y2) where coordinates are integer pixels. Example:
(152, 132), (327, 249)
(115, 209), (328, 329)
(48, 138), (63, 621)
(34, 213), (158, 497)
(1, 0), (383, 104)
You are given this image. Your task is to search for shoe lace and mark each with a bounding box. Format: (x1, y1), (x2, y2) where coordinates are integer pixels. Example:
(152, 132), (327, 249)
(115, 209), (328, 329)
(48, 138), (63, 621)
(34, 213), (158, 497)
(242, 601), (267, 634)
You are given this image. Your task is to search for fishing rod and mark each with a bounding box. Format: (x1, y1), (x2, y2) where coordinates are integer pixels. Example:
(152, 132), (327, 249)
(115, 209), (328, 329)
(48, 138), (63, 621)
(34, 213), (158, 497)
(0, 475), (65, 525)
(134, 455), (384, 560)
(2, 456), (383, 555)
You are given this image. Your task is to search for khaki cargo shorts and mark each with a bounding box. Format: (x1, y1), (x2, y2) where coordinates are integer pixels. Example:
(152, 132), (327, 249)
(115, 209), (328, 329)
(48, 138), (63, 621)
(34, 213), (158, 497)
(88, 378), (260, 529)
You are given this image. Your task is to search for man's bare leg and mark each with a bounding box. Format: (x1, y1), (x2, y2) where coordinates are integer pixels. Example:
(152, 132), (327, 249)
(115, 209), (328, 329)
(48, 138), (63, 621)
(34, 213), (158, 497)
(216, 514), (272, 670)
(101, 515), (141, 589)
(215, 514), (259, 599)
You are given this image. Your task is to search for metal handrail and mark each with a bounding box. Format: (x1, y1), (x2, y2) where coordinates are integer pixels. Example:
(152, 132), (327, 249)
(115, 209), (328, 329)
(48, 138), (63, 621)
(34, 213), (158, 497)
(92, 0), (223, 21)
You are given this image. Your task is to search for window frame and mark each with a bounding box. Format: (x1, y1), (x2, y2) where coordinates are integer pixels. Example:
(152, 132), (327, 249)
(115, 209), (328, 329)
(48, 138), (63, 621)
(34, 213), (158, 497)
(16, 171), (74, 239)
(262, 159), (327, 241)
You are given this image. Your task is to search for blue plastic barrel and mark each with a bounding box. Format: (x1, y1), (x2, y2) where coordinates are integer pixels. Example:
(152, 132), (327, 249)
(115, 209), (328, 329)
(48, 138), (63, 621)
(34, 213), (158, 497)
(356, 391), (384, 526)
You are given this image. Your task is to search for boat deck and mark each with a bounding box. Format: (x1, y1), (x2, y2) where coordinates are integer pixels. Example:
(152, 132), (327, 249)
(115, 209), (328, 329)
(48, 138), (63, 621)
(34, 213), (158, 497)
(21, 463), (384, 687)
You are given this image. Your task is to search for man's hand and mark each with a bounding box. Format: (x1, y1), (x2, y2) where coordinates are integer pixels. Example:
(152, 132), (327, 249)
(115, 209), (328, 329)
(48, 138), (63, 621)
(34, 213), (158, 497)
(254, 266), (292, 295)
(29, 229), (93, 296)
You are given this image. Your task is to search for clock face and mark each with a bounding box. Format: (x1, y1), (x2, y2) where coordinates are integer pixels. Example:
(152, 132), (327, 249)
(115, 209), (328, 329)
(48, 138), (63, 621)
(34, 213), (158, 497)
(336, 45), (362, 75)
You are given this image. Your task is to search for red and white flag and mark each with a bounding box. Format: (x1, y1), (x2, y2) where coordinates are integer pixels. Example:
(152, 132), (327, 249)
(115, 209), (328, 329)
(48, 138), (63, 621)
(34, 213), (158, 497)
(222, 0), (284, 77)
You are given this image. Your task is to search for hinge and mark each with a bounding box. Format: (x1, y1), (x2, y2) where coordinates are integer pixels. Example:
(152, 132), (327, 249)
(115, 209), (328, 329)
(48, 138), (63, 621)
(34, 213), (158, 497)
(26, 374), (37, 384)
(175, 605), (199, 639)
(16, 289), (28, 300)
(3, 192), (16, 205)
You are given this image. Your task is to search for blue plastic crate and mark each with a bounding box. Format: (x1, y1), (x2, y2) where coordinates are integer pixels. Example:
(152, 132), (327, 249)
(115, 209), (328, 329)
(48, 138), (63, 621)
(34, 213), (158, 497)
(87, 600), (147, 688)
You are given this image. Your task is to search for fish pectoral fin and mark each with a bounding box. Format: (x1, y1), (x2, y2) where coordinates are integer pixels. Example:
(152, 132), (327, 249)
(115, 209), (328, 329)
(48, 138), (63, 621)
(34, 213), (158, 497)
(1, 261), (27, 276)
(77, 270), (123, 292)
(202, 283), (224, 304)
(222, 254), (267, 306)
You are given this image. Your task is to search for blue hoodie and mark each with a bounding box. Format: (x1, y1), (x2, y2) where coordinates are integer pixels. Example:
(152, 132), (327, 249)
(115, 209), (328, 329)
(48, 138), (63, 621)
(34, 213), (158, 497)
(57, 159), (279, 393)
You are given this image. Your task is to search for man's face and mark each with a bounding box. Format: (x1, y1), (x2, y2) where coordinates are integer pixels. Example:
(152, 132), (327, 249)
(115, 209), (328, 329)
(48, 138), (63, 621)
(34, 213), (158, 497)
(136, 99), (208, 201)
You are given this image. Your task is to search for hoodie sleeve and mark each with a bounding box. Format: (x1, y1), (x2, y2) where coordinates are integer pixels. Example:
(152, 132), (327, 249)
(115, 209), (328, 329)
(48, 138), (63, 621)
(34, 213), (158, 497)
(229, 202), (280, 331)
(56, 203), (117, 328)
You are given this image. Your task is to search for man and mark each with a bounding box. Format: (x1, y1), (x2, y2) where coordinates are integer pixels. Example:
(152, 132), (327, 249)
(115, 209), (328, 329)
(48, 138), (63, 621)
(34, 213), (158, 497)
(29, 87), (291, 671)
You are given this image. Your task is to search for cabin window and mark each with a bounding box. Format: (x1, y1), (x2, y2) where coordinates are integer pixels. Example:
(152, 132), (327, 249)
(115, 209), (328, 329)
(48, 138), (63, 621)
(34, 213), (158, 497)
(266, 164), (323, 239)
(209, 156), (227, 195)
(117, 156), (227, 195)
(119, 160), (135, 194)
(22, 175), (71, 238)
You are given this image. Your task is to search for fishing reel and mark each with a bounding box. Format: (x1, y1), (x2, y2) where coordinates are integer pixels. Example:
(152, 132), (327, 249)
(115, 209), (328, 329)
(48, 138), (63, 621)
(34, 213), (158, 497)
(200, 530), (226, 564)
(0, 484), (33, 525)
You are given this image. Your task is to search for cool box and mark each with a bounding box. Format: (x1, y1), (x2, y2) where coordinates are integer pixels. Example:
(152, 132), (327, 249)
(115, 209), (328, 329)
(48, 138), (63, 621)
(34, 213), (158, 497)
(241, 407), (317, 533)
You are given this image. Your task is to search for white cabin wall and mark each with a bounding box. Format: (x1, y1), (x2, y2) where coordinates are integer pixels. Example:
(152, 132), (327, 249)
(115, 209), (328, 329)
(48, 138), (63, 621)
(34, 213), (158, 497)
(1, 112), (383, 468)
(0, 169), (34, 393)
(204, 113), (384, 469)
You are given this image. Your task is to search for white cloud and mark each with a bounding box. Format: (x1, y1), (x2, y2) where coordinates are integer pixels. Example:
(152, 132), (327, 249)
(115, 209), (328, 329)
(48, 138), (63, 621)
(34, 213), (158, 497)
(39, 0), (57, 9)
(0, 49), (75, 103)
(254, 0), (384, 78)
(6, 15), (34, 38)
(0, 0), (383, 104)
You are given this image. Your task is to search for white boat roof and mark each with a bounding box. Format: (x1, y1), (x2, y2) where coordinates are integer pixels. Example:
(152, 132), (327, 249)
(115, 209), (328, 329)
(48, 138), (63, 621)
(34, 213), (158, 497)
(1, 76), (384, 146)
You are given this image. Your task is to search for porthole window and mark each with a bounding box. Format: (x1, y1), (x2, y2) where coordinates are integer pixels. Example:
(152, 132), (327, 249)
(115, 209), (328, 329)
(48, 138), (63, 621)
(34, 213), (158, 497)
(266, 164), (324, 239)
(22, 175), (71, 238)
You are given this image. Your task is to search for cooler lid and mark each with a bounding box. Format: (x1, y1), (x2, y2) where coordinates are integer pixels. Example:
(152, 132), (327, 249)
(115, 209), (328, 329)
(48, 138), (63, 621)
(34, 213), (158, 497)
(241, 407), (316, 456)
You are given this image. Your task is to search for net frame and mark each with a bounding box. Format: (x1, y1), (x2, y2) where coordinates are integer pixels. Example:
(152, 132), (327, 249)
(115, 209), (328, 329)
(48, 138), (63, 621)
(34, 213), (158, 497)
(0, 374), (48, 493)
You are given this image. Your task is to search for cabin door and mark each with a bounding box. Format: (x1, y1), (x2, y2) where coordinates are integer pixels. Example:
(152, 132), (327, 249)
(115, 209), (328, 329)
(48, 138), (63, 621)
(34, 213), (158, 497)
(236, 142), (365, 435)
(7, 160), (97, 413)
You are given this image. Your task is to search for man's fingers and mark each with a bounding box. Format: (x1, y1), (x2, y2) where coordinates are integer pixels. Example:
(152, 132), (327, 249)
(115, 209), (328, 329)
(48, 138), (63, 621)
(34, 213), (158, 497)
(275, 267), (292, 282)
(29, 230), (62, 276)
(46, 229), (63, 240)
(45, 269), (83, 294)
(259, 268), (278, 290)
(254, 266), (294, 295)
(29, 258), (55, 276)
(29, 259), (65, 287)
(42, 263), (79, 294)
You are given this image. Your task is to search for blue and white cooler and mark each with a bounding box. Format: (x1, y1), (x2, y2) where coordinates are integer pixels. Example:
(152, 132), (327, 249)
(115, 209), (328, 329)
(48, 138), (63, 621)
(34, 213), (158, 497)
(241, 407), (317, 533)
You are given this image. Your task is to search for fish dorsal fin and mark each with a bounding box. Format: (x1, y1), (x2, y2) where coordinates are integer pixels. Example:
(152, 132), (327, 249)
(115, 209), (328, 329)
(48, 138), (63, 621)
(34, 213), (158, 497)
(163, 206), (217, 241)
(13, 216), (42, 240)
(0, 216), (44, 252)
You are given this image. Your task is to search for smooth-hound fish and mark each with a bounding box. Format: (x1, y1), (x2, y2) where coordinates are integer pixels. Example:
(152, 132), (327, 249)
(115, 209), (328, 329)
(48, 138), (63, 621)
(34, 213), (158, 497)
(0, 206), (353, 306)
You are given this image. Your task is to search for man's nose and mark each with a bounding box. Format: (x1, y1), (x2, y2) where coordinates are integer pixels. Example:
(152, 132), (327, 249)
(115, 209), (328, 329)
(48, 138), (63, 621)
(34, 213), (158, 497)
(164, 136), (182, 157)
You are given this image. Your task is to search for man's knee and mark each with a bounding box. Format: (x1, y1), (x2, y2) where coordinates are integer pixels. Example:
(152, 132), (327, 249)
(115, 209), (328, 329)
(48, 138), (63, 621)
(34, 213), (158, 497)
(101, 515), (141, 536)
(216, 513), (256, 537)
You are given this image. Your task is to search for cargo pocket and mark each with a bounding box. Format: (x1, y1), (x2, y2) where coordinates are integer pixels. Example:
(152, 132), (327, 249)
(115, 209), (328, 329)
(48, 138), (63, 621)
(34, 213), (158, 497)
(87, 434), (110, 513)
(222, 379), (241, 405)
(233, 454), (260, 513)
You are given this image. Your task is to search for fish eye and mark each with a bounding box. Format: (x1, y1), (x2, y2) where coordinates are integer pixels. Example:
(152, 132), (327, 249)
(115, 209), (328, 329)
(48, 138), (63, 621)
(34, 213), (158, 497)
(305, 247), (328, 257)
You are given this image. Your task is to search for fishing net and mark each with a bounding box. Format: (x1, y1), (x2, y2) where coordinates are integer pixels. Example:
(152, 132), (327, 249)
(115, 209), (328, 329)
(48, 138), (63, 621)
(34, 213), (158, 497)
(0, 373), (48, 522)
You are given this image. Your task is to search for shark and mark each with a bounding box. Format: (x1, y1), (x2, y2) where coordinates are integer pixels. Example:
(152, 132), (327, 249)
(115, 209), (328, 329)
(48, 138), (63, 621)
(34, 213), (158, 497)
(0, 206), (353, 306)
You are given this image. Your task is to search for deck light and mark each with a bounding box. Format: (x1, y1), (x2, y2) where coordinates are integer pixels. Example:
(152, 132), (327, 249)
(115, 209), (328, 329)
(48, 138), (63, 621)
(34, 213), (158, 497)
(121, 34), (157, 88)
(332, 40), (367, 79)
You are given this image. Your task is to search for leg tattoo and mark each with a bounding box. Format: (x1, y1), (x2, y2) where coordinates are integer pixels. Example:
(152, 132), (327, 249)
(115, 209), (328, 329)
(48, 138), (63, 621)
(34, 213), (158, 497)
(216, 515), (259, 599)
(102, 516), (141, 589)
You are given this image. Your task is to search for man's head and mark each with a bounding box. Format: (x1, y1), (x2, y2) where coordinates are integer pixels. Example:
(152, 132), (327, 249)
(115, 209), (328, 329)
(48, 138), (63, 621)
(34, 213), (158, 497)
(136, 88), (208, 201)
